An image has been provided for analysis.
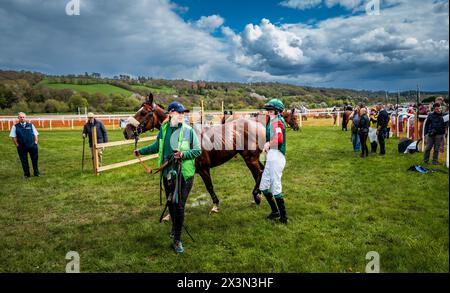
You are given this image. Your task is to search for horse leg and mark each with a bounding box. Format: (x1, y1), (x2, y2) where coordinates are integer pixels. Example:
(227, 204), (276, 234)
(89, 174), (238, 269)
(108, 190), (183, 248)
(241, 152), (264, 205)
(198, 168), (220, 213)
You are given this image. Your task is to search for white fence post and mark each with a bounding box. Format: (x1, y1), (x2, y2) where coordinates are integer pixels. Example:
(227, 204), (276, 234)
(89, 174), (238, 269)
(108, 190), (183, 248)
(396, 113), (399, 138)
(406, 117), (410, 139)
(421, 117), (427, 152)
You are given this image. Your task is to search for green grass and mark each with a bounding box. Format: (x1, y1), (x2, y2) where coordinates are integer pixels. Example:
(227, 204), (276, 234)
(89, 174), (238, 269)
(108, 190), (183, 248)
(40, 82), (133, 96)
(131, 85), (177, 95)
(0, 127), (448, 272)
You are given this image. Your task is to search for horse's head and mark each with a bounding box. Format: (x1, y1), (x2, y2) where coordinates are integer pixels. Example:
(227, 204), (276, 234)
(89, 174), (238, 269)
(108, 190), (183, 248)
(282, 109), (300, 131)
(123, 93), (166, 139)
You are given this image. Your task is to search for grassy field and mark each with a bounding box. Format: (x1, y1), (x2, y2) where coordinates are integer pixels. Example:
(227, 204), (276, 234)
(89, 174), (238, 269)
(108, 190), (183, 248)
(131, 85), (177, 95)
(40, 82), (133, 96)
(0, 126), (448, 272)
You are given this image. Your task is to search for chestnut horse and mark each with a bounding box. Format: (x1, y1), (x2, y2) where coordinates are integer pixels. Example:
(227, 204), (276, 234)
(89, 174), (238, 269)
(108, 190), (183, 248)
(223, 109), (299, 131)
(342, 108), (353, 131)
(282, 109), (300, 131)
(123, 94), (266, 213)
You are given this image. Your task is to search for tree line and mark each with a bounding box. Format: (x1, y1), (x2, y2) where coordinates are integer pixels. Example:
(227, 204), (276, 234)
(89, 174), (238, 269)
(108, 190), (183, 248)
(1, 70), (447, 114)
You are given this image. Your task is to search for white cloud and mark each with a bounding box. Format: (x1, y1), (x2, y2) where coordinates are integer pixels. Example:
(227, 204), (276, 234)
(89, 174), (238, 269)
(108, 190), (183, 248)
(225, 0), (449, 89)
(239, 19), (308, 73)
(0, 0), (239, 82)
(324, 0), (364, 10)
(0, 0), (448, 90)
(280, 0), (322, 10)
(194, 15), (224, 32)
(280, 0), (366, 10)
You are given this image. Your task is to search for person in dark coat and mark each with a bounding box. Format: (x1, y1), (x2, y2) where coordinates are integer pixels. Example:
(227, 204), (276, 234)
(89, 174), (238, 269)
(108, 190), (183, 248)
(349, 107), (361, 152)
(82, 112), (108, 165)
(423, 103), (447, 165)
(376, 103), (389, 155)
(10, 112), (40, 178)
(358, 108), (370, 158)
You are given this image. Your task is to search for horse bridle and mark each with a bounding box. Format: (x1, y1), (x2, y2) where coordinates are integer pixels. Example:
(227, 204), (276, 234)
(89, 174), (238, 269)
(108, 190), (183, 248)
(133, 102), (157, 138)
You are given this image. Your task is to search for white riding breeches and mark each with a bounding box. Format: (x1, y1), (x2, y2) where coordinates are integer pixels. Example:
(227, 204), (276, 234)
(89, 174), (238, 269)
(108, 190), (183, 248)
(369, 128), (377, 143)
(259, 149), (286, 196)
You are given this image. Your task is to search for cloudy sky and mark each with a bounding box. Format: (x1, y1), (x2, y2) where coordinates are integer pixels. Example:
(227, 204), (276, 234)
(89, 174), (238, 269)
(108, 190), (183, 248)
(0, 0), (448, 91)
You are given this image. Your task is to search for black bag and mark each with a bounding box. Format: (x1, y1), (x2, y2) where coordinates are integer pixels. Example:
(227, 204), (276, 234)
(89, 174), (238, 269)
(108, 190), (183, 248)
(398, 138), (414, 153)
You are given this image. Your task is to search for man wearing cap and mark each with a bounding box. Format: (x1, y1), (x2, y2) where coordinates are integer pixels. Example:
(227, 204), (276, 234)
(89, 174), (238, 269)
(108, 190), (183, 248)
(10, 112), (40, 178)
(82, 113), (108, 165)
(260, 99), (288, 224)
(135, 102), (201, 253)
(423, 103), (447, 165)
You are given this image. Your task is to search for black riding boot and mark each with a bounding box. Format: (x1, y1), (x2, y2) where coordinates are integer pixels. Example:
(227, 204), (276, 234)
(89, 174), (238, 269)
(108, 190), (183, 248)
(264, 192), (279, 220)
(275, 197), (288, 224)
(371, 142), (378, 153)
(173, 204), (185, 242)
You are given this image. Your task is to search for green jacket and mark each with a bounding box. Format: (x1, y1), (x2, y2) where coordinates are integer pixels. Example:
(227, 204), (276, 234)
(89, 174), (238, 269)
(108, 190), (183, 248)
(266, 115), (287, 156)
(138, 121), (201, 179)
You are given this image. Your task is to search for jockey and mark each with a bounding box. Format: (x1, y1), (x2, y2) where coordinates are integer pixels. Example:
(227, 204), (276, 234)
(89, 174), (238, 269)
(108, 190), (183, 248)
(260, 99), (288, 224)
(135, 102), (201, 253)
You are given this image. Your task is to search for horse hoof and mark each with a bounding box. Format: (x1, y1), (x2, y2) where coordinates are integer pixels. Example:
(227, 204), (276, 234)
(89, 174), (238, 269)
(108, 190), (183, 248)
(210, 205), (219, 214)
(253, 194), (261, 205)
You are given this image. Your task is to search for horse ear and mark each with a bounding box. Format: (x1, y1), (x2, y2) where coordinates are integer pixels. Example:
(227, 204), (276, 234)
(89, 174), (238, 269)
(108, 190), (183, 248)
(146, 93), (154, 104)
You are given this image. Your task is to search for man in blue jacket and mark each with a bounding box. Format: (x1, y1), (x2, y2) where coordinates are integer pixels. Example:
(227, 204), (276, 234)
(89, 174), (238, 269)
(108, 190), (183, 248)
(82, 112), (108, 165)
(10, 112), (40, 178)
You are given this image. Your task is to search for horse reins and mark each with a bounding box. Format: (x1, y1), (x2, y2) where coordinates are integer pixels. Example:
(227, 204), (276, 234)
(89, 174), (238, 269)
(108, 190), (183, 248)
(133, 103), (158, 174)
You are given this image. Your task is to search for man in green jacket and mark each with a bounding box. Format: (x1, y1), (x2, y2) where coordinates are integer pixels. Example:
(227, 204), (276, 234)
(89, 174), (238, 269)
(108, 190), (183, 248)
(135, 102), (201, 253)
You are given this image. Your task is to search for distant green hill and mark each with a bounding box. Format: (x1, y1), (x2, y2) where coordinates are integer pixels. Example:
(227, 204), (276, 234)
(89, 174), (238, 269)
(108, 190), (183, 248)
(130, 84), (176, 95)
(1, 70), (447, 114)
(40, 81), (133, 96)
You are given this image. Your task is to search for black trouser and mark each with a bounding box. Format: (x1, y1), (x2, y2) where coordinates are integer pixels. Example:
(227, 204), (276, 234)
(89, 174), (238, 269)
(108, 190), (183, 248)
(424, 134), (444, 164)
(359, 132), (369, 157)
(163, 175), (194, 242)
(377, 128), (387, 155)
(17, 144), (39, 177)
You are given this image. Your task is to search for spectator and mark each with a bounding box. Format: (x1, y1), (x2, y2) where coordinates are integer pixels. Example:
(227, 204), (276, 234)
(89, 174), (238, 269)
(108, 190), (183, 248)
(358, 108), (370, 158)
(349, 107), (361, 152)
(435, 97), (448, 154)
(424, 103), (447, 165)
(82, 113), (108, 165)
(9, 112), (40, 178)
(332, 106), (337, 126)
(418, 103), (429, 139)
(376, 103), (389, 155)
